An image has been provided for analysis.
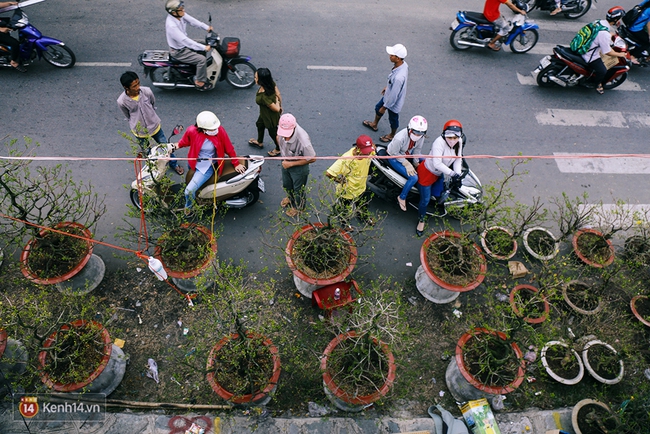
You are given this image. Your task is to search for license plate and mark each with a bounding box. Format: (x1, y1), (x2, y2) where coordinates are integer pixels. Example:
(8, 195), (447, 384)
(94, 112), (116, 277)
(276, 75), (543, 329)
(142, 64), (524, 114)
(257, 177), (265, 193)
(539, 56), (551, 69)
(450, 19), (459, 30)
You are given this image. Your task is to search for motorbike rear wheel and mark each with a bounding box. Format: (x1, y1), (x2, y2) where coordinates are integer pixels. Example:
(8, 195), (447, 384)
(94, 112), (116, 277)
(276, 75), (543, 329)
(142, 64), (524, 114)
(536, 64), (562, 87)
(564, 0), (591, 19)
(42, 44), (75, 68)
(510, 29), (539, 53)
(449, 27), (475, 51)
(150, 68), (174, 90)
(242, 185), (260, 207)
(226, 60), (256, 88)
(604, 72), (627, 90)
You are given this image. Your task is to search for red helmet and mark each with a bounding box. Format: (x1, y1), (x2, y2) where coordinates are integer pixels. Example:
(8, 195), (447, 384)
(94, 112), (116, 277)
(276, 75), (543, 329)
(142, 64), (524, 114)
(442, 120), (463, 137)
(606, 6), (625, 23)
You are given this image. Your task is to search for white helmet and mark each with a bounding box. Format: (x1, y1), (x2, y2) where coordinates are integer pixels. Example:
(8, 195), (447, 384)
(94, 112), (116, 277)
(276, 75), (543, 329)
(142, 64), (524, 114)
(196, 111), (220, 130)
(407, 115), (428, 135)
(165, 0), (184, 14)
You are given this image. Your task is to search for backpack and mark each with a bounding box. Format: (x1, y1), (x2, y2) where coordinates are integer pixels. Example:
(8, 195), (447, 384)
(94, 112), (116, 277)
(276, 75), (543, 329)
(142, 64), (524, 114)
(570, 21), (608, 55)
(623, 3), (650, 28)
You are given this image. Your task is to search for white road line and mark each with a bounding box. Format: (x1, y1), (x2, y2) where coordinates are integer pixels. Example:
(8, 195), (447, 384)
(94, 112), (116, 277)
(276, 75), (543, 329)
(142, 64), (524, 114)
(533, 20), (590, 33)
(306, 65), (367, 71)
(528, 42), (556, 56)
(578, 204), (650, 232)
(517, 72), (537, 85)
(76, 62), (132, 67)
(536, 109), (650, 128)
(554, 153), (650, 174)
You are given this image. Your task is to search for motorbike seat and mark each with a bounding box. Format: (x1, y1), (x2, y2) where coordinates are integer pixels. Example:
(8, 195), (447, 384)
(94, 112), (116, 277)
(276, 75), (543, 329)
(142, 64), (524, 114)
(463, 11), (492, 25)
(375, 147), (391, 168)
(555, 45), (589, 67)
(185, 158), (249, 189)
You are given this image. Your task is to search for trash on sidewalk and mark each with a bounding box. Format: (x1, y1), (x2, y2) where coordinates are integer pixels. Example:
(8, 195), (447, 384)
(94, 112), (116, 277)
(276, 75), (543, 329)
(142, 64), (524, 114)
(184, 423), (205, 434)
(508, 261), (528, 279)
(308, 401), (331, 417)
(491, 395), (506, 411)
(146, 358), (159, 383)
(460, 398), (501, 434)
(114, 338), (125, 348)
(545, 431), (570, 434)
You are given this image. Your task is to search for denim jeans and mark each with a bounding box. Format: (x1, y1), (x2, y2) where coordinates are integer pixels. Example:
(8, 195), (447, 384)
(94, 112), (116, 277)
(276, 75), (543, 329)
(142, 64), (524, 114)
(185, 165), (214, 209)
(374, 98), (399, 130)
(137, 128), (179, 169)
(388, 157), (418, 200)
(417, 174), (445, 219)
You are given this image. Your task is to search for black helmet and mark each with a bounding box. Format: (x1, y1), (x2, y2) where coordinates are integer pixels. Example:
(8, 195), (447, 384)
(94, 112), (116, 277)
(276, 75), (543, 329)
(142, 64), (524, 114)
(514, 0), (529, 13)
(606, 6), (625, 23)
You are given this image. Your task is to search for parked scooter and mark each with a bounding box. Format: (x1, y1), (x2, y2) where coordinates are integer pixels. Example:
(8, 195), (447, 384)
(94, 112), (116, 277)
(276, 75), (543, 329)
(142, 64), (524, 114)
(532, 37), (630, 89)
(523, 0), (592, 20)
(366, 142), (483, 218)
(130, 126), (265, 212)
(138, 14), (256, 91)
(449, 7), (539, 53)
(0, 0), (75, 70)
(618, 24), (650, 66)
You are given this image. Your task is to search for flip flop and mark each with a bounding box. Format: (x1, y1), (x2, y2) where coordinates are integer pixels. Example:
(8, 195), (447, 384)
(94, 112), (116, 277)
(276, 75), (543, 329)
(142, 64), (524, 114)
(173, 165), (184, 175)
(397, 196), (407, 212)
(362, 120), (378, 132)
(267, 149), (281, 157)
(248, 139), (264, 149)
(596, 85), (604, 95)
(380, 135), (393, 143)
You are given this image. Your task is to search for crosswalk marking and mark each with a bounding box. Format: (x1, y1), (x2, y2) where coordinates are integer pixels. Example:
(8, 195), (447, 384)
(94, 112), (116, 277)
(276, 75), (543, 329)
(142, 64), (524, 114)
(554, 153), (650, 174)
(517, 71), (643, 91)
(537, 109), (650, 128)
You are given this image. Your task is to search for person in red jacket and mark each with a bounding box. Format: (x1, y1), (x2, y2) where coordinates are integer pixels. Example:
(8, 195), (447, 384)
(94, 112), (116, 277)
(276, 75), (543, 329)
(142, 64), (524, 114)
(176, 111), (245, 214)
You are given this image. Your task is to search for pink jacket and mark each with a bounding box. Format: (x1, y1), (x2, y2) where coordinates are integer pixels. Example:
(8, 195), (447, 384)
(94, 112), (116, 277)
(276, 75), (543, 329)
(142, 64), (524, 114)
(177, 125), (240, 174)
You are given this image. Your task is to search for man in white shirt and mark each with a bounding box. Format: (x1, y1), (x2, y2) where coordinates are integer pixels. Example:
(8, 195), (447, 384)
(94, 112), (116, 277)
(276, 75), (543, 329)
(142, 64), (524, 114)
(164, 0), (218, 91)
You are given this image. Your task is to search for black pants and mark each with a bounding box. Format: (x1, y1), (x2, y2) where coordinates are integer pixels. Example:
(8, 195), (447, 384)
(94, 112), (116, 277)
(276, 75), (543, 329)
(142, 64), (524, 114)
(629, 29), (650, 58)
(0, 31), (19, 62)
(589, 58), (616, 86)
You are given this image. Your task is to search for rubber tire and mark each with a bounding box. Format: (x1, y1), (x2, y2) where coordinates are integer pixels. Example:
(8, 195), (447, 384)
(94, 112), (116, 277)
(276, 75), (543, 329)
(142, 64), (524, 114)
(523, 0), (537, 9)
(226, 60), (256, 89)
(150, 68), (173, 90)
(604, 72), (627, 90)
(449, 28), (474, 51)
(42, 44), (75, 68)
(564, 0), (591, 19)
(536, 64), (562, 88)
(243, 185), (260, 207)
(510, 29), (539, 53)
(130, 189), (143, 210)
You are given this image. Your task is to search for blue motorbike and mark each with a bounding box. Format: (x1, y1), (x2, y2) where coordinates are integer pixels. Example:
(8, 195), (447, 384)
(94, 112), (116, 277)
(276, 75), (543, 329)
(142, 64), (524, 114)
(0, 1), (75, 70)
(449, 10), (539, 54)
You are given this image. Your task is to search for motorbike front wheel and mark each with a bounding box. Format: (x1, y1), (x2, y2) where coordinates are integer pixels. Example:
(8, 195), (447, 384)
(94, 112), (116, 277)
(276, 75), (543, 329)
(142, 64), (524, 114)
(42, 44), (75, 68)
(604, 72), (627, 90)
(226, 60), (256, 88)
(510, 29), (539, 53)
(564, 0), (591, 19)
(449, 28), (475, 51)
(536, 64), (563, 87)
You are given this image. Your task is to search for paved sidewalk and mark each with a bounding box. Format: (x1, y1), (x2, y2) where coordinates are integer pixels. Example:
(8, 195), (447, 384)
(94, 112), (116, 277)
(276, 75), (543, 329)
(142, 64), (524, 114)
(0, 404), (575, 434)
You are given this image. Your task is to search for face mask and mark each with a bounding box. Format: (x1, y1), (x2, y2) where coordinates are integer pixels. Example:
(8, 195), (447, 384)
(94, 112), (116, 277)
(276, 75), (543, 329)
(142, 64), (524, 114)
(409, 133), (422, 142)
(204, 129), (218, 136)
(445, 136), (459, 147)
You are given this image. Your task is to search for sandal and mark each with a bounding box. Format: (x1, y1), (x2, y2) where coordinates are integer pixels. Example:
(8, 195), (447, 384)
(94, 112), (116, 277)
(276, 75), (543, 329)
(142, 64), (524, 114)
(487, 43), (501, 52)
(248, 139), (264, 149)
(12, 63), (26, 73)
(173, 165), (184, 175)
(380, 134), (393, 143)
(267, 148), (281, 157)
(362, 120), (378, 132)
(596, 85), (604, 95)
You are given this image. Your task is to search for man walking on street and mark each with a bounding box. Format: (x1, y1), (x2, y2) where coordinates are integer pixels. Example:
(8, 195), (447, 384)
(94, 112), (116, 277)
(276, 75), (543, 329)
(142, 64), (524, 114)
(362, 43), (408, 143)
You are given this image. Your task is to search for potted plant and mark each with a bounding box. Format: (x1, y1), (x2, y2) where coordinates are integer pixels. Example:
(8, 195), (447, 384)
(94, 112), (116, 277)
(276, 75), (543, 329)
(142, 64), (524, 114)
(445, 327), (526, 402)
(572, 399), (621, 434)
(630, 295), (650, 327)
(581, 338), (624, 385)
(38, 319), (126, 394)
(540, 340), (584, 385)
(522, 227), (559, 261)
(0, 329), (28, 398)
(562, 280), (604, 315)
(416, 231), (487, 304)
(154, 223), (217, 292)
(480, 226), (517, 260)
(572, 228), (615, 268)
(509, 284), (549, 324)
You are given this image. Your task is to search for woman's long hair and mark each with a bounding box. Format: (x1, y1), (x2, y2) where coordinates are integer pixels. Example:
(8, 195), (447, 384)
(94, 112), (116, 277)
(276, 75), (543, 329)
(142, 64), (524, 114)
(256, 68), (277, 97)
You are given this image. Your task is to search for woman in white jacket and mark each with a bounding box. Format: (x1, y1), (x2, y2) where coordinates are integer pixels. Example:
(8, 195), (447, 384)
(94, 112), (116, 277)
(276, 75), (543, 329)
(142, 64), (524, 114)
(415, 120), (464, 236)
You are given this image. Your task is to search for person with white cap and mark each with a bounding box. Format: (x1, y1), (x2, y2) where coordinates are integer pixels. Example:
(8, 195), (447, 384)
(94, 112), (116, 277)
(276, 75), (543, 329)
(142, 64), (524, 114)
(325, 135), (377, 225)
(362, 43), (408, 143)
(276, 113), (316, 217)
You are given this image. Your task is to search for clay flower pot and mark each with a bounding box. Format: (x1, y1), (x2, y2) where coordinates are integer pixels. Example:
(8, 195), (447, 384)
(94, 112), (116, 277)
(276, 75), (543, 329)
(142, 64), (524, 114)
(416, 231), (487, 304)
(38, 320), (126, 395)
(631, 295), (650, 327)
(581, 339), (624, 385)
(206, 332), (281, 406)
(522, 227), (559, 261)
(572, 399), (620, 434)
(509, 284), (550, 324)
(572, 228), (615, 268)
(562, 280), (604, 315)
(480, 226), (517, 260)
(321, 331), (396, 412)
(540, 340), (584, 385)
(285, 223), (357, 298)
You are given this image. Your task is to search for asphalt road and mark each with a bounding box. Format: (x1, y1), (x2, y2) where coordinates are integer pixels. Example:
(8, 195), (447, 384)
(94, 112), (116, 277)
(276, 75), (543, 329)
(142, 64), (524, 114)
(2, 0), (649, 284)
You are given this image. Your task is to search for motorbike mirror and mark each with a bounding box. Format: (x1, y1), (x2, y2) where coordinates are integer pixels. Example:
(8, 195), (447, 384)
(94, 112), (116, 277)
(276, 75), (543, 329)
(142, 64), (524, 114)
(171, 124), (184, 137)
(208, 13), (212, 25)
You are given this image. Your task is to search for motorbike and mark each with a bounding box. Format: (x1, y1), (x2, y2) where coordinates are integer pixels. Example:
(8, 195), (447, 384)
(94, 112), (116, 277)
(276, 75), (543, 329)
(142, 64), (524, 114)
(0, 0), (75, 70)
(532, 36), (630, 90)
(130, 126), (265, 212)
(450, 9), (540, 53)
(138, 14), (256, 91)
(618, 24), (650, 66)
(523, 0), (592, 20)
(366, 140), (483, 218)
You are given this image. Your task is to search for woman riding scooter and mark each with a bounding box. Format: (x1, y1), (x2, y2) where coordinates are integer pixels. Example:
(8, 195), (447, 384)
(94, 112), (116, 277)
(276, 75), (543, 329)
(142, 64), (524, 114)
(176, 111), (245, 215)
(415, 120), (464, 237)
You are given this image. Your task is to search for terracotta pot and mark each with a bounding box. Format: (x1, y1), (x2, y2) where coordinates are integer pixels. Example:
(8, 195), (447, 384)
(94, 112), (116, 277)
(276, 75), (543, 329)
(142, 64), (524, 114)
(562, 280), (604, 315)
(540, 340), (584, 385)
(572, 228), (614, 268)
(572, 399), (620, 434)
(155, 223), (217, 279)
(321, 331), (396, 412)
(453, 328), (525, 396)
(206, 332), (281, 405)
(522, 227), (559, 261)
(631, 295), (650, 327)
(38, 320), (118, 393)
(285, 223), (357, 297)
(20, 222), (93, 285)
(480, 226), (517, 260)
(581, 339), (624, 385)
(509, 284), (549, 324)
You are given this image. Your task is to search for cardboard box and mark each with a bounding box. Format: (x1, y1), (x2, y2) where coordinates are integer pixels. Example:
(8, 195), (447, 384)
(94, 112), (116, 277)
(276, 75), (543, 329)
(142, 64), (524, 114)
(460, 398), (501, 434)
